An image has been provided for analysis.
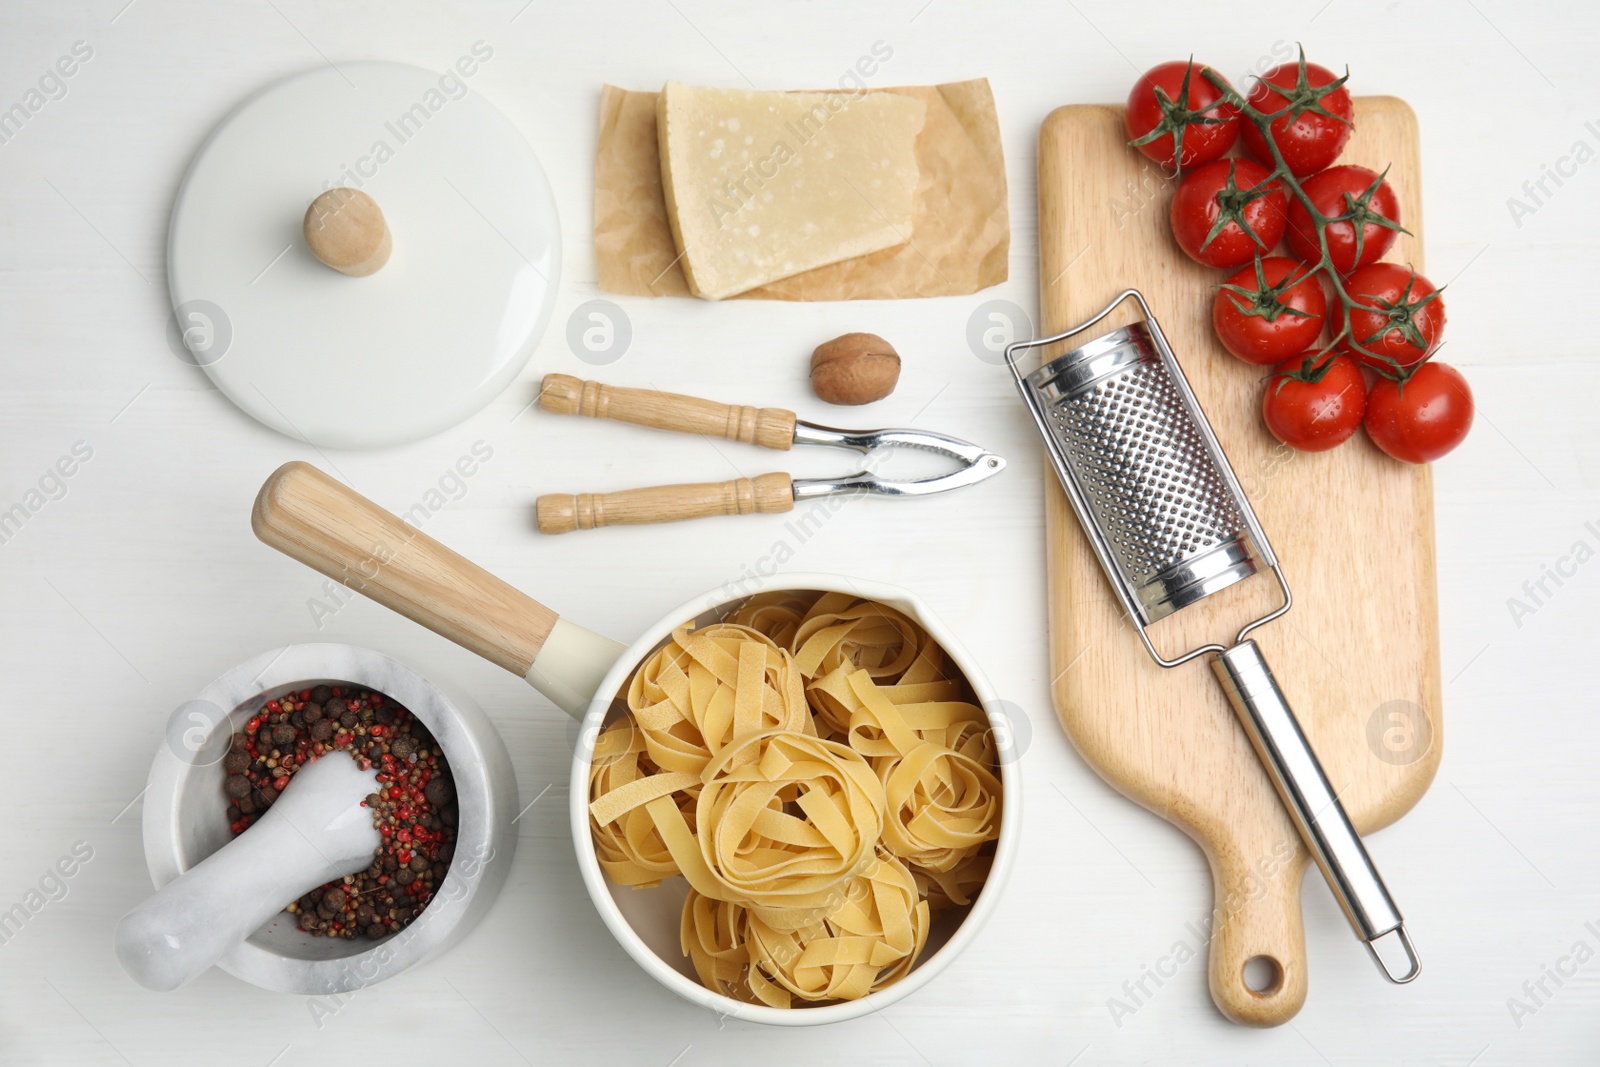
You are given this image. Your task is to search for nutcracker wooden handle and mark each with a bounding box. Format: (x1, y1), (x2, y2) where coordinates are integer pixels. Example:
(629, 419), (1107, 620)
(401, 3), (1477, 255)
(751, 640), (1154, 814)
(536, 473), (795, 534)
(538, 374), (796, 450)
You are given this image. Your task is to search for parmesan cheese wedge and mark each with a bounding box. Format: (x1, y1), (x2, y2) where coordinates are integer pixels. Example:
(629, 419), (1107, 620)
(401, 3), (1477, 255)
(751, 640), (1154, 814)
(656, 81), (926, 300)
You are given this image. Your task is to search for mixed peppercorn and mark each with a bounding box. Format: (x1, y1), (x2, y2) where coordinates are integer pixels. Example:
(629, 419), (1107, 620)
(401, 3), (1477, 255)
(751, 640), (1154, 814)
(221, 684), (458, 940)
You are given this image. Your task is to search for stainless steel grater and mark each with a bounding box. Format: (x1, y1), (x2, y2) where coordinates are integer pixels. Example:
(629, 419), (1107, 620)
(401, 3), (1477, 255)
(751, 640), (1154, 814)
(1006, 288), (1420, 984)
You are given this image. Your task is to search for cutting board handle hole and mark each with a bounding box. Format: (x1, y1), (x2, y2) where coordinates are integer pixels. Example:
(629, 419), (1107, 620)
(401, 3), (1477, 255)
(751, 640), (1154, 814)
(1242, 955), (1283, 996)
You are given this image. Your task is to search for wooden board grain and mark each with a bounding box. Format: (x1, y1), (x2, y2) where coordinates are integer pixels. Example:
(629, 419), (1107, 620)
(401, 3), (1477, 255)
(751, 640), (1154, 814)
(1038, 98), (1442, 1026)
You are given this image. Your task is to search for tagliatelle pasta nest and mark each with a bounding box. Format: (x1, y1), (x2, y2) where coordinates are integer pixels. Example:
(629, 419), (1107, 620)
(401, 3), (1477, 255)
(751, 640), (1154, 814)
(587, 719), (697, 889)
(588, 590), (1003, 1007)
(628, 623), (814, 776)
(745, 852), (930, 1007)
(695, 730), (883, 909)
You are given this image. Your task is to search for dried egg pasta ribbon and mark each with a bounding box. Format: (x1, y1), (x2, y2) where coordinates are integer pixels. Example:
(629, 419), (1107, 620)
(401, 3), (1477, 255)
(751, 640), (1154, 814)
(681, 891), (758, 1003)
(815, 670), (999, 872)
(792, 599), (953, 734)
(877, 734), (1002, 873)
(662, 730), (885, 909)
(792, 598), (929, 680)
(804, 664), (987, 762)
(744, 854), (930, 1007)
(725, 590), (821, 649)
(793, 602), (923, 675)
(913, 847), (993, 910)
(627, 624), (812, 777)
(586, 721), (697, 888)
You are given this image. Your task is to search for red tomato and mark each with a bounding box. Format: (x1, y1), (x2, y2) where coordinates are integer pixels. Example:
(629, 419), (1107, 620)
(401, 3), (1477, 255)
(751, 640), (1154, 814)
(1337, 262), (1446, 371)
(1212, 257), (1326, 365)
(1261, 354), (1367, 452)
(1363, 362), (1474, 463)
(1285, 165), (1401, 274)
(1169, 159), (1287, 269)
(1126, 60), (1239, 171)
(1240, 58), (1354, 176)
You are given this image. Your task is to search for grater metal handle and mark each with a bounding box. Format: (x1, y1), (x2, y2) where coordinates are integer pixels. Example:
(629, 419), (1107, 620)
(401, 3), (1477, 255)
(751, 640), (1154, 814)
(1211, 640), (1420, 985)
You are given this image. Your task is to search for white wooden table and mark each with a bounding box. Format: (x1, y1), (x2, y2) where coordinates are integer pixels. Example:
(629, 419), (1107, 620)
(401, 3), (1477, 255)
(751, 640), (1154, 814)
(2, 1), (1595, 1063)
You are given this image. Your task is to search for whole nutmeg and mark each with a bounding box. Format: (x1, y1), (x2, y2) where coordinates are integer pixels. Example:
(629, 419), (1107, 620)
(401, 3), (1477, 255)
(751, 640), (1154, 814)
(809, 333), (901, 406)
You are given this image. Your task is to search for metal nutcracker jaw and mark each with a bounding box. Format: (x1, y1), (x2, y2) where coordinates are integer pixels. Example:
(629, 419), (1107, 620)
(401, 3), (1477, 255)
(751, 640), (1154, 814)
(789, 422), (1007, 501)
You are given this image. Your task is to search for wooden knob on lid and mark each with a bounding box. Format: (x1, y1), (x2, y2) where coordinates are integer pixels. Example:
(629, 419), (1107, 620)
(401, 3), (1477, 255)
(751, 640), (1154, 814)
(303, 188), (391, 276)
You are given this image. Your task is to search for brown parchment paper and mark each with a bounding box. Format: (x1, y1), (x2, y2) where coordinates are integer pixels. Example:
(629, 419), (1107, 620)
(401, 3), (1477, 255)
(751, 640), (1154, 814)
(594, 79), (1009, 300)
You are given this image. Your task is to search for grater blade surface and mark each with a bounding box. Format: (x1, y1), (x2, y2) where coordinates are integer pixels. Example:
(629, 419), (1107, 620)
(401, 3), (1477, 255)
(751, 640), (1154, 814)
(1024, 320), (1260, 624)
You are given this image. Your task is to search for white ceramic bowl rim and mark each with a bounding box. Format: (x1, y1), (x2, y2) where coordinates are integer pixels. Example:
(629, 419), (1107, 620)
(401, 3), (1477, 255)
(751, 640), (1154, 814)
(567, 571), (1021, 1026)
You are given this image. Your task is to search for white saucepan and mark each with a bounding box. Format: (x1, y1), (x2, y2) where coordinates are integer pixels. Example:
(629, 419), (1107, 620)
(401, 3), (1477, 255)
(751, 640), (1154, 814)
(252, 461), (1019, 1025)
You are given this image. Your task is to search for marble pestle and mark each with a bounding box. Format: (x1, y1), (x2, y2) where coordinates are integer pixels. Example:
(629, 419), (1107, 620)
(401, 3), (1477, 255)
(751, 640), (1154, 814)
(116, 752), (380, 991)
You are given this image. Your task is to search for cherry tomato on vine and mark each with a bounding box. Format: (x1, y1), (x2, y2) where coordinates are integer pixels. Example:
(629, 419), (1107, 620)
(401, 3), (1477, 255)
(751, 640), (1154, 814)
(1363, 362), (1474, 463)
(1212, 257), (1326, 365)
(1169, 159), (1287, 269)
(1240, 57), (1354, 177)
(1126, 60), (1240, 171)
(1261, 354), (1366, 452)
(1285, 165), (1402, 274)
(1337, 262), (1446, 371)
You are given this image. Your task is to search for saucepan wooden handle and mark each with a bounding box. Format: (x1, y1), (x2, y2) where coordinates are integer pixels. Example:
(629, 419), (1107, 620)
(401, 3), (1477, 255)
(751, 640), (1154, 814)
(252, 462), (559, 676)
(538, 373), (797, 450)
(536, 473), (794, 534)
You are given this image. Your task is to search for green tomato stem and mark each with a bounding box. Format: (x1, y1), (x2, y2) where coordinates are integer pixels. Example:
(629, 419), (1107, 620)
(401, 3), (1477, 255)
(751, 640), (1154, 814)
(1198, 59), (1408, 377)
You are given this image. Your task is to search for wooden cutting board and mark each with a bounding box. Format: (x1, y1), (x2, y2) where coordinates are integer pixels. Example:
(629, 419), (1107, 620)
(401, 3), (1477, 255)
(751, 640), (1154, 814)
(1038, 98), (1442, 1026)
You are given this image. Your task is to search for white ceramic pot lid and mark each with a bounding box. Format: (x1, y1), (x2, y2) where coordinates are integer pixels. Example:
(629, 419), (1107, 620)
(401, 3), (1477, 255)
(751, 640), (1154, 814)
(167, 60), (560, 449)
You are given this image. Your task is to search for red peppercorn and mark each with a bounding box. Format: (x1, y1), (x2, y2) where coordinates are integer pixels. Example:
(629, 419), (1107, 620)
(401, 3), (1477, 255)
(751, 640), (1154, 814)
(223, 688), (450, 944)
